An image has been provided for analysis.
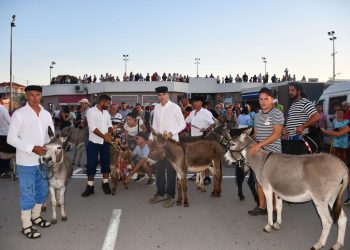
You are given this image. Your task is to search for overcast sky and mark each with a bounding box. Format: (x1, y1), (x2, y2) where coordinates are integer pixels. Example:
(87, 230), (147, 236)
(0, 0), (349, 85)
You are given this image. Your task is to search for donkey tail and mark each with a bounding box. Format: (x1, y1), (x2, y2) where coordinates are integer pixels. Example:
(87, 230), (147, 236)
(332, 172), (348, 222)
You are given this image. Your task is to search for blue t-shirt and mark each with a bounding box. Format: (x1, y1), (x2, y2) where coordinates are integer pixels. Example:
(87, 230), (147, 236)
(133, 145), (150, 158)
(333, 119), (349, 149)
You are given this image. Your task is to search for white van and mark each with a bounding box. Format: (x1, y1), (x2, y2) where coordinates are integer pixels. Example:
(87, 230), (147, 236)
(318, 81), (350, 128)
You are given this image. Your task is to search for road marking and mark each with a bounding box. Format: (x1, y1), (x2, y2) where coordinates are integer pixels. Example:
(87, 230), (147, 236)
(101, 209), (122, 250)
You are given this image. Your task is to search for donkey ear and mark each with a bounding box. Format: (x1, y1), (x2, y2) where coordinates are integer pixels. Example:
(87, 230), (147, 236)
(48, 126), (55, 138)
(243, 127), (253, 136)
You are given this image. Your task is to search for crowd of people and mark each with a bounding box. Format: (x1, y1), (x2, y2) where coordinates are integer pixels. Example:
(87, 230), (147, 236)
(0, 82), (349, 240)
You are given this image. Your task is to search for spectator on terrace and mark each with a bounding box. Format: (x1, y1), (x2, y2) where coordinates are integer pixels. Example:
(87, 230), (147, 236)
(145, 73), (150, 81)
(257, 73), (262, 83)
(229, 74), (233, 83)
(123, 73), (129, 81)
(93, 75), (97, 83)
(301, 76), (306, 81)
(235, 74), (242, 82)
(129, 72), (134, 81)
(271, 74), (277, 83)
(242, 72), (248, 82)
(135, 73), (140, 81)
(186, 75), (190, 83)
(139, 74), (144, 81)
(162, 73), (167, 81)
(224, 76), (229, 83)
(263, 73), (269, 84)
(217, 76), (220, 84)
(253, 75), (257, 82)
(292, 75), (296, 81)
(205, 75), (208, 78)
(116, 76), (120, 82)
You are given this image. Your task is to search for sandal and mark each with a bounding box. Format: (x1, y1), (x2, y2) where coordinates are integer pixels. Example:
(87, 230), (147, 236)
(21, 225), (41, 239)
(32, 216), (51, 228)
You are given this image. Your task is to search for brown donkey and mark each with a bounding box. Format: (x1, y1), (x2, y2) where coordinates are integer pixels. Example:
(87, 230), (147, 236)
(149, 132), (222, 207)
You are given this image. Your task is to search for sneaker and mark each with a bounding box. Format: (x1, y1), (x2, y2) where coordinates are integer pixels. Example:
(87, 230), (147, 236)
(204, 177), (211, 186)
(81, 185), (95, 197)
(344, 198), (350, 205)
(163, 197), (175, 208)
(102, 183), (111, 195)
(149, 195), (167, 204)
(146, 179), (155, 186)
(135, 174), (146, 183)
(248, 206), (267, 216)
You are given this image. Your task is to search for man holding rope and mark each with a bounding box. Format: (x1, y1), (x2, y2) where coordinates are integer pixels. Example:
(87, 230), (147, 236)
(81, 94), (113, 197)
(7, 85), (54, 239)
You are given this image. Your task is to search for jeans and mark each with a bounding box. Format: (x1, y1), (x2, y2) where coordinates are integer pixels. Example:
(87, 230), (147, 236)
(17, 165), (48, 210)
(155, 159), (176, 198)
(86, 141), (110, 176)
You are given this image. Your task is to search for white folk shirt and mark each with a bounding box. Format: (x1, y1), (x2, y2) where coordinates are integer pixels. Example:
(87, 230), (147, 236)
(87, 106), (112, 144)
(0, 104), (11, 136)
(185, 108), (214, 136)
(151, 100), (186, 142)
(7, 103), (54, 166)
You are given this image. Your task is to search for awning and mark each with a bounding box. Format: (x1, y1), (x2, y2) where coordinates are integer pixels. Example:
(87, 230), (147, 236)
(58, 95), (86, 105)
(241, 92), (259, 100)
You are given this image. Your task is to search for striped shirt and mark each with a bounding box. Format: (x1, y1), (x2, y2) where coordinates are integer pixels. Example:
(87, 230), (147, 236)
(254, 108), (284, 152)
(286, 98), (317, 137)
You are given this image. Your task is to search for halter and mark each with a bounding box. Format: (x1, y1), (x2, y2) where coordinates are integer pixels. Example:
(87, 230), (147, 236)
(38, 158), (54, 180)
(228, 138), (255, 163)
(205, 126), (233, 148)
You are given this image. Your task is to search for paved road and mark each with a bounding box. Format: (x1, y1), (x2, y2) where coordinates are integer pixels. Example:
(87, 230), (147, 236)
(1, 162), (349, 250)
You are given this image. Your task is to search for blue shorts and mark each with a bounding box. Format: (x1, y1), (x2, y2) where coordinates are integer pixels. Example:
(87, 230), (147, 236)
(86, 141), (110, 176)
(17, 165), (48, 210)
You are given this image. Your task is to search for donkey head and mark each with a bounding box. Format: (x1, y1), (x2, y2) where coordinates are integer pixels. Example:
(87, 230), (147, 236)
(148, 129), (167, 161)
(41, 126), (69, 167)
(224, 127), (253, 166)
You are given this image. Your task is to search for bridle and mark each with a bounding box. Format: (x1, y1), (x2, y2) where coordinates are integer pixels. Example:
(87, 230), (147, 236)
(227, 138), (255, 163)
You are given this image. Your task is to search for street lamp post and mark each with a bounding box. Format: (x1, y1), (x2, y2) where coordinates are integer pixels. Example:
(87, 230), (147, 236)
(262, 57), (267, 76)
(328, 31), (337, 81)
(49, 61), (56, 84)
(10, 15), (16, 111)
(195, 58), (200, 77)
(123, 54), (129, 75)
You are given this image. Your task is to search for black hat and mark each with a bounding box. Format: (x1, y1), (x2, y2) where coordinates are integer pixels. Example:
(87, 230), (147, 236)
(192, 96), (204, 102)
(259, 87), (273, 97)
(155, 86), (168, 93)
(135, 132), (149, 141)
(25, 85), (42, 92)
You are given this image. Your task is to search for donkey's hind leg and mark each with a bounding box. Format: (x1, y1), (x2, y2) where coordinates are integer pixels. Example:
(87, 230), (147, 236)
(311, 200), (333, 250)
(273, 194), (283, 230)
(176, 177), (182, 206)
(331, 209), (347, 250)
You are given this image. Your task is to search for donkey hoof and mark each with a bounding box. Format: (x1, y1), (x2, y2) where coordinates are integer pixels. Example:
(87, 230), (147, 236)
(112, 192), (116, 196)
(62, 216), (67, 221)
(51, 219), (57, 224)
(183, 202), (189, 207)
(239, 195), (245, 201)
(176, 201), (182, 206)
(273, 223), (280, 230)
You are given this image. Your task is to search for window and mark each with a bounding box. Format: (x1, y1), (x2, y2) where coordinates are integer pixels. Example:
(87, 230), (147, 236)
(328, 96), (347, 115)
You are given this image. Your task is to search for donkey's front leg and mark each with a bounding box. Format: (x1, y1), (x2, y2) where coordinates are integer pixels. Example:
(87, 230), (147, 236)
(263, 189), (274, 233)
(176, 177), (182, 206)
(49, 186), (57, 224)
(183, 177), (189, 207)
(59, 187), (67, 221)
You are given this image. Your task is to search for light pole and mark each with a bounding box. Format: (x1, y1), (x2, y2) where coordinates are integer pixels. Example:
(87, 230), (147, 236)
(123, 54), (129, 75)
(328, 31), (337, 80)
(10, 15), (16, 111)
(262, 57), (267, 76)
(195, 58), (200, 77)
(49, 61), (55, 84)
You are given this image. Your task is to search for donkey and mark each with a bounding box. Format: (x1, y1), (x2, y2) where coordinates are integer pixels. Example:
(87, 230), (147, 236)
(41, 127), (73, 224)
(149, 131), (222, 207)
(61, 126), (88, 166)
(224, 127), (348, 250)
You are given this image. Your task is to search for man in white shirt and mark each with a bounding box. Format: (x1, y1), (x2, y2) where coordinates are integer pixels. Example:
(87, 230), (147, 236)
(0, 97), (15, 177)
(7, 85), (54, 239)
(185, 96), (215, 137)
(185, 96), (215, 184)
(149, 86), (186, 208)
(82, 94), (114, 197)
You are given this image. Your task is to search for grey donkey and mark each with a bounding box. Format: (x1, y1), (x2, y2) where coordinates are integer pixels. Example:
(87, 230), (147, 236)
(224, 127), (348, 250)
(41, 127), (73, 224)
(61, 126), (88, 166)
